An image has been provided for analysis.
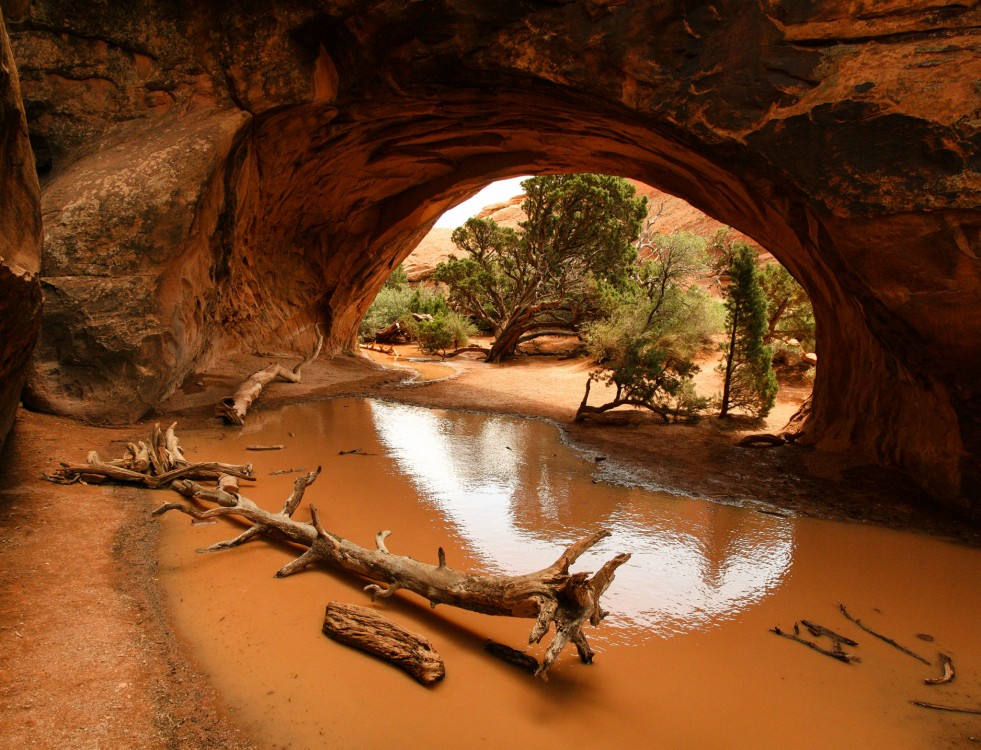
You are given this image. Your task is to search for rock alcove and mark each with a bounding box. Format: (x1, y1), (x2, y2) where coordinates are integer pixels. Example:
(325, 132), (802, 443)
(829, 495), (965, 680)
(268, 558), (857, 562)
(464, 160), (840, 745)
(0, 1), (978, 513)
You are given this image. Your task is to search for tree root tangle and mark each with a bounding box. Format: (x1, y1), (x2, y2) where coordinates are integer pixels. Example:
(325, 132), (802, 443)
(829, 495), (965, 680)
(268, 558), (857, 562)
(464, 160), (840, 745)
(42, 422), (255, 488)
(154, 469), (631, 679)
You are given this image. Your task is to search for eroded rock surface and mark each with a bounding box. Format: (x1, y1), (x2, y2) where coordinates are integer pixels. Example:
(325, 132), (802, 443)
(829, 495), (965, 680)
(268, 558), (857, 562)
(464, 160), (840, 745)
(4, 1), (980, 512)
(0, 12), (42, 453)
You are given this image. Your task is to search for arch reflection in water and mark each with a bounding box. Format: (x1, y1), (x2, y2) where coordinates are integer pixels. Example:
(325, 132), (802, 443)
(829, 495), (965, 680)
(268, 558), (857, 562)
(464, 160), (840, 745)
(368, 399), (795, 642)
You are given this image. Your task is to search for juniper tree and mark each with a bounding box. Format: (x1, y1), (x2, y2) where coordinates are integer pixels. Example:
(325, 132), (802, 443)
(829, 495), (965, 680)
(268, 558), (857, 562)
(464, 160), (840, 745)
(579, 232), (718, 422)
(431, 174), (646, 362)
(717, 243), (778, 418)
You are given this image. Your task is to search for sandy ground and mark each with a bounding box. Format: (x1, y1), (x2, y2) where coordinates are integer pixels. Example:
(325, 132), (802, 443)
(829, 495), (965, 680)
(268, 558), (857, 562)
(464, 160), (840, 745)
(1, 346), (978, 748)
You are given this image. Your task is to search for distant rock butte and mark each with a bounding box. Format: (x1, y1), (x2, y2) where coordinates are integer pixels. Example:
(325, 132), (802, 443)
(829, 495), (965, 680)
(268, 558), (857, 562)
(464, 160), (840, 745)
(2, 1), (978, 514)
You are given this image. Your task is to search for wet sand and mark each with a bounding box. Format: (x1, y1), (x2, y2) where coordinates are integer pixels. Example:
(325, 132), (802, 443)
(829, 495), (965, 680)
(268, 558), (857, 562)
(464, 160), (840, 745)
(1, 349), (979, 749)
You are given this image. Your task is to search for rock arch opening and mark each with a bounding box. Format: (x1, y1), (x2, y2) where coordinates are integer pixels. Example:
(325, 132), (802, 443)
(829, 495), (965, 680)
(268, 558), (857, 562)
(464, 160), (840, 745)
(6, 2), (977, 514)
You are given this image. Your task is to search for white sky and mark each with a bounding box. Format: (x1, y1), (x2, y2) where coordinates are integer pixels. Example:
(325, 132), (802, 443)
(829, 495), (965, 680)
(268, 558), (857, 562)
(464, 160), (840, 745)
(434, 176), (529, 228)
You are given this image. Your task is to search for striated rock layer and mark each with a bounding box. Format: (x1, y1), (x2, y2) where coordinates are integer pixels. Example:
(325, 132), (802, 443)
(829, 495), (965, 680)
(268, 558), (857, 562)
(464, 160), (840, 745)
(0, 12), (42, 454)
(3, 1), (980, 513)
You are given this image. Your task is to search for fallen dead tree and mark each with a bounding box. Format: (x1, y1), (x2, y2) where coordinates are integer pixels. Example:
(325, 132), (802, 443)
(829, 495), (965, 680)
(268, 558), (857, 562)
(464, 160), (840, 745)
(217, 325), (324, 425)
(155, 470), (631, 679)
(43, 422), (255, 487)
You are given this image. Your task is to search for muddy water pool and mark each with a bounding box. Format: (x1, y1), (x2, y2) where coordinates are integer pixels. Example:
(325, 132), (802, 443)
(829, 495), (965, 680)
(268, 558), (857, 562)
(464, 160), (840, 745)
(158, 398), (981, 749)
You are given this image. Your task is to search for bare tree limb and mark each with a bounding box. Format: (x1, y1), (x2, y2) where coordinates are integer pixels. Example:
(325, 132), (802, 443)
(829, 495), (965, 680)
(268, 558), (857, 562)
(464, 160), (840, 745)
(154, 471), (631, 679)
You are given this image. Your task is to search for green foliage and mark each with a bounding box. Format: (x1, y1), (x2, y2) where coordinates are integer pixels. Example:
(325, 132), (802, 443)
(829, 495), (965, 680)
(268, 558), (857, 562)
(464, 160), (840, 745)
(403, 311), (477, 355)
(359, 265), (452, 342)
(432, 174), (647, 362)
(581, 231), (717, 420)
(383, 263), (409, 290)
(359, 284), (414, 341)
(758, 263), (815, 351)
(717, 244), (778, 419)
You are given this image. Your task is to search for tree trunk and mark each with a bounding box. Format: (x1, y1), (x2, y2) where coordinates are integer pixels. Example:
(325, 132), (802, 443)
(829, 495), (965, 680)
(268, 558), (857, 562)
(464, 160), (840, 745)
(718, 307), (739, 418)
(217, 325), (324, 425)
(155, 469), (631, 679)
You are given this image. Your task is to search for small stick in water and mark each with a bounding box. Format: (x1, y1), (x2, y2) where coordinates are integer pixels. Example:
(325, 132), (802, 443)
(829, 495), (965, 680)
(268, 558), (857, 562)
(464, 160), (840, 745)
(801, 619), (858, 647)
(770, 626), (860, 663)
(246, 445), (285, 451)
(270, 467), (306, 476)
(837, 603), (931, 665)
(910, 699), (981, 715)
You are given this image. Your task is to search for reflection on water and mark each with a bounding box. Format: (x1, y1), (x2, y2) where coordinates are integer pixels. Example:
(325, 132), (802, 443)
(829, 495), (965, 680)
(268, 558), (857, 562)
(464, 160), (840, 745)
(369, 400), (794, 639)
(159, 398), (981, 750)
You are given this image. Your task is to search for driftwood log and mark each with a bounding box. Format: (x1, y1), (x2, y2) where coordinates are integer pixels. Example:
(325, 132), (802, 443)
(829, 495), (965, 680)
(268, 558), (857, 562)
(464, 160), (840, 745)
(217, 325), (324, 425)
(42, 422), (255, 488)
(154, 469), (631, 679)
(323, 602), (445, 685)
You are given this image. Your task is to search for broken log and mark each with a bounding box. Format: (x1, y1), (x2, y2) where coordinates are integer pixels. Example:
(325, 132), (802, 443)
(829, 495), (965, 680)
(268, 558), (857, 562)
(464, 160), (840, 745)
(924, 653), (955, 685)
(838, 603), (930, 665)
(374, 319), (413, 345)
(323, 601), (445, 685)
(153, 470), (631, 679)
(217, 325), (324, 425)
(42, 424), (255, 488)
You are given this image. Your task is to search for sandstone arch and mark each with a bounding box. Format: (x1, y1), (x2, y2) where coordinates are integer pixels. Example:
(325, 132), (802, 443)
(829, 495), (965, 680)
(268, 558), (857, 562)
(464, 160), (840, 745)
(2, 1), (978, 513)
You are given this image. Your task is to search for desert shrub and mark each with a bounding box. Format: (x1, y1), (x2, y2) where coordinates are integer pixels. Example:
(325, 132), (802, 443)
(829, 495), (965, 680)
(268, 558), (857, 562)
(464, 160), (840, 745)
(403, 311), (476, 355)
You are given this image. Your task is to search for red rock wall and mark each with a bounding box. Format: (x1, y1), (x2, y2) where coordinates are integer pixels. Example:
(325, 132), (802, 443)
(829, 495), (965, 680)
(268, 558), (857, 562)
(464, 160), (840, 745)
(4, 1), (980, 513)
(0, 12), (42, 454)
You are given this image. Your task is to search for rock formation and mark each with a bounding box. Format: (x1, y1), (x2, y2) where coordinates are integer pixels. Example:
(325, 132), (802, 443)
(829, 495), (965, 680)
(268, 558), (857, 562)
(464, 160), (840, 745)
(2, 1), (978, 513)
(0, 12), (42, 454)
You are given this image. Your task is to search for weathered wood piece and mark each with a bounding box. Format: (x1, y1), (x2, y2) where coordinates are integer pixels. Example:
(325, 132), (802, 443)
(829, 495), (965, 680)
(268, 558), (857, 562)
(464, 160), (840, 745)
(217, 325), (324, 425)
(770, 625), (860, 664)
(42, 424), (255, 488)
(154, 470), (631, 679)
(924, 653), (955, 685)
(246, 444), (285, 451)
(484, 641), (540, 674)
(269, 466), (306, 476)
(838, 603), (931, 665)
(323, 602), (445, 685)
